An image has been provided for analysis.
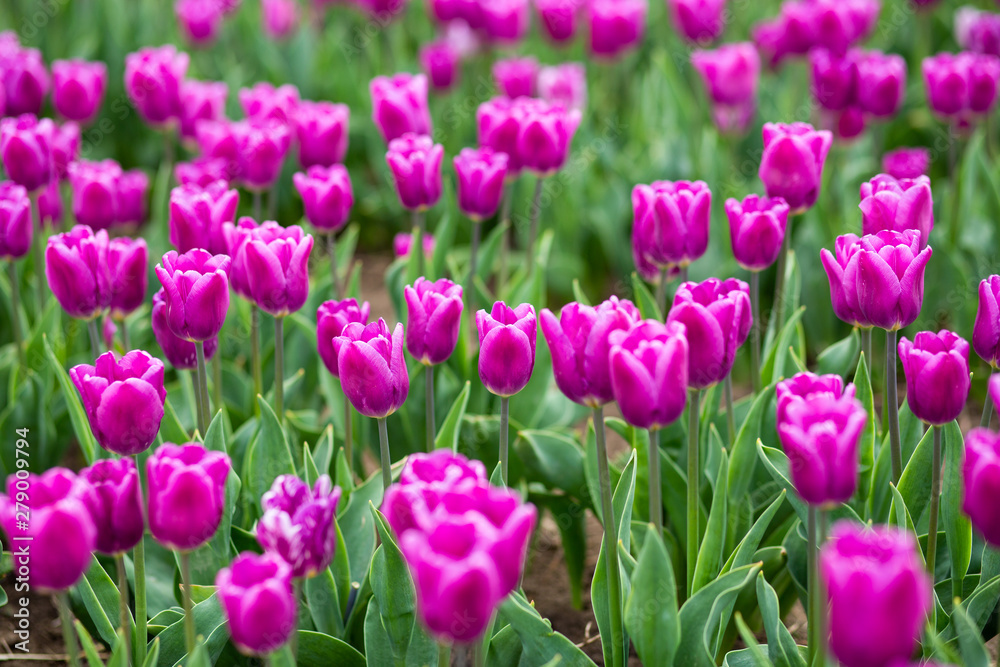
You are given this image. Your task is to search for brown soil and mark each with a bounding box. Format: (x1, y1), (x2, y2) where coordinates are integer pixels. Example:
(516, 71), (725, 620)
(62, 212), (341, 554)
(0, 578), (75, 664)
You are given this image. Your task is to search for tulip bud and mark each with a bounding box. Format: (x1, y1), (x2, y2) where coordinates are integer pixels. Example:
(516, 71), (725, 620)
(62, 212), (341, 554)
(0, 114), (54, 193)
(974, 275), (1000, 368)
(822, 522), (932, 667)
(631, 180), (712, 268)
(453, 147), (508, 221)
(386, 133), (444, 211)
(0, 469), (96, 591)
(492, 57), (538, 98)
(152, 288), (218, 370)
(175, 0), (225, 45)
(394, 232), (435, 259)
(963, 427), (1000, 547)
(244, 224), (313, 317)
(334, 319), (409, 418)
(169, 181), (240, 254)
(147, 442), (231, 551)
(293, 165), (354, 233)
(923, 52), (973, 119)
(68, 159), (122, 230)
(882, 147), (930, 180)
(856, 50), (906, 118)
(535, 0), (579, 42)
(898, 330), (971, 425)
(155, 249), (231, 341)
(538, 63), (587, 111)
(80, 458), (145, 555)
(224, 218), (278, 299)
(216, 552), (296, 655)
(667, 0), (724, 44)
(759, 122), (833, 213)
(124, 45), (189, 127)
(262, 0), (300, 39)
(370, 73), (432, 143)
(516, 99), (581, 176)
(956, 7), (1000, 57)
(476, 301), (536, 397)
(667, 278), (751, 388)
(420, 40), (460, 91)
(256, 474), (342, 578)
(810, 49), (858, 111)
(175, 156), (232, 187)
(588, 0), (648, 59)
(969, 52), (1000, 115)
(317, 298), (371, 377)
(292, 100), (349, 169)
(179, 79), (228, 143)
(239, 82), (300, 126)
(235, 119), (293, 191)
(724, 194), (789, 271)
(0, 182), (32, 260)
(859, 173), (935, 246)
(775, 372), (854, 426)
(404, 278), (464, 366)
(108, 237), (148, 319)
(45, 225), (112, 320)
(51, 59), (107, 124)
(1, 45), (49, 116)
(692, 43), (760, 134)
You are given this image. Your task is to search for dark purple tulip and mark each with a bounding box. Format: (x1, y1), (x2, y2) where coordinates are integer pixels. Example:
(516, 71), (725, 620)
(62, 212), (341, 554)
(810, 48), (858, 111)
(147, 442), (231, 551)
(856, 50), (906, 118)
(243, 224), (313, 317)
(370, 73), (432, 143)
(68, 159), (122, 230)
(293, 165), (354, 233)
(859, 174), (934, 248)
(293, 100), (349, 169)
(453, 147), (508, 221)
(239, 82), (300, 126)
(216, 552), (296, 655)
(492, 57), (538, 98)
(477, 301), (536, 397)
(0, 182), (32, 260)
(168, 180), (240, 255)
(124, 45), (189, 127)
(477, 97), (526, 176)
(386, 133), (444, 211)
(632, 180), (712, 269)
(0, 114), (54, 193)
(256, 474), (342, 578)
(45, 225), (111, 320)
(335, 319), (410, 418)
(155, 249), (231, 342)
(608, 320), (690, 429)
(724, 194), (789, 271)
(538, 63), (587, 111)
(317, 298), (371, 377)
(80, 458), (145, 555)
(405, 277), (464, 366)
(178, 79), (228, 143)
(223, 217), (292, 301)
(152, 288), (218, 370)
(759, 122), (833, 213)
(898, 330), (970, 425)
(52, 59), (107, 124)
(882, 147), (930, 180)
(588, 0), (648, 59)
(963, 427), (1000, 547)
(108, 237), (148, 319)
(667, 0), (724, 44)
(974, 275), (1000, 368)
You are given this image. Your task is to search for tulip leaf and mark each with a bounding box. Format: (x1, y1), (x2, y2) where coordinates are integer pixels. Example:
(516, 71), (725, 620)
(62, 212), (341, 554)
(571, 278), (591, 306)
(722, 645), (777, 667)
(159, 398), (191, 447)
(692, 449), (729, 594)
(486, 624), (524, 666)
(293, 630), (366, 667)
(516, 430), (586, 496)
(305, 566), (345, 638)
(42, 334), (98, 465)
(431, 205), (455, 280)
(675, 563), (763, 666)
(722, 490), (787, 575)
(247, 395), (297, 505)
(155, 593), (227, 667)
(951, 602), (990, 667)
(896, 426), (935, 526)
(536, 493), (587, 609)
(434, 380), (470, 451)
(143, 638), (160, 667)
(762, 249), (801, 354)
(756, 572), (806, 667)
(303, 442), (320, 486)
(405, 225), (425, 287)
(727, 382), (777, 503)
(497, 592), (597, 666)
(73, 619), (107, 667)
(756, 442), (862, 526)
(334, 224), (360, 281)
(815, 328), (860, 378)
(624, 533), (680, 667)
(363, 596), (397, 667)
(313, 425), (335, 477)
(762, 307), (806, 386)
(942, 421), (972, 598)
(78, 556), (128, 646)
(476, 220), (507, 282)
(369, 504), (418, 660)
(869, 403), (923, 522)
(888, 483), (917, 536)
(338, 468), (381, 589)
(632, 272), (663, 322)
(852, 352), (876, 511)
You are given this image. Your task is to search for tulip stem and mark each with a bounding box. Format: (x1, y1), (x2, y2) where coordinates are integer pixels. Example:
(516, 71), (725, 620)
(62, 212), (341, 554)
(253, 190), (262, 222)
(212, 354), (222, 416)
(649, 427), (662, 539)
(29, 191), (45, 318)
(425, 365), (436, 452)
(343, 391), (354, 478)
(472, 640), (485, 667)
(499, 397), (510, 485)
(251, 306), (263, 414)
(887, 330), (903, 485)
(927, 424), (942, 579)
(467, 219), (481, 314)
(131, 462), (147, 667)
(377, 417), (391, 492)
(593, 405), (625, 667)
(56, 592), (82, 667)
(526, 177), (544, 276)
(117, 554), (131, 666)
(87, 318), (101, 360)
(162, 132), (174, 175)
(120, 318), (131, 351)
(655, 267), (670, 319)
(772, 222), (791, 336)
(807, 505), (819, 667)
(687, 389), (701, 598)
(983, 371), (995, 428)
(180, 552), (196, 655)
(817, 508), (828, 667)
(327, 233), (341, 300)
(8, 261), (26, 370)
(860, 328), (872, 376)
(724, 373), (736, 445)
(413, 209), (426, 276)
(274, 316), (284, 420)
(195, 342), (209, 436)
(499, 184), (514, 291)
(437, 642), (451, 667)
(750, 272), (761, 394)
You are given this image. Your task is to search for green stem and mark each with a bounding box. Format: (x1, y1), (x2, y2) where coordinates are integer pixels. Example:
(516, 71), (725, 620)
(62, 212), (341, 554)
(274, 316), (284, 420)
(526, 177), (544, 275)
(8, 261), (25, 370)
(120, 318), (131, 351)
(251, 305), (262, 414)
(593, 406), (625, 667)
(180, 552), (196, 655)
(499, 397), (510, 485)
(253, 191), (262, 221)
(426, 365), (435, 452)
(655, 266), (669, 319)
(343, 390), (353, 477)
(131, 454), (147, 667)
(678, 265), (688, 284)
(163, 131), (175, 176)
(290, 579), (300, 659)
(807, 505), (818, 666)
(195, 342), (209, 436)
(117, 555), (131, 666)
(327, 233), (341, 300)
(438, 642), (451, 667)
(212, 354), (222, 416)
(413, 209), (426, 277)
(687, 389), (701, 598)
(378, 417), (391, 492)
(648, 427), (662, 539)
(750, 271), (761, 394)
(949, 136), (962, 249)
(29, 191), (45, 318)
(861, 328), (872, 373)
(927, 425), (942, 579)
(886, 330), (902, 485)
(472, 639), (485, 667)
(467, 219), (480, 315)
(772, 219), (791, 334)
(57, 592), (82, 667)
(983, 369), (995, 429)
(87, 318), (101, 360)
(499, 184), (514, 291)
(817, 509), (827, 667)
(724, 373), (736, 445)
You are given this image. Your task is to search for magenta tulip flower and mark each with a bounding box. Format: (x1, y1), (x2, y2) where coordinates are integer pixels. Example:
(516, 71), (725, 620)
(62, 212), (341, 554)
(175, 0), (225, 45)
(538, 63), (587, 111)
(957, 8), (1000, 57)
(759, 122), (833, 213)
(0, 182), (31, 259)
(963, 427), (1000, 546)
(477, 97), (526, 176)
(178, 79), (228, 143)
(256, 474), (342, 578)
(317, 298), (370, 377)
(293, 165), (354, 233)
(516, 99), (581, 176)
(243, 224), (314, 317)
(480, 0), (529, 43)
(859, 174), (934, 248)
(175, 156), (232, 187)
(535, 0), (579, 42)
(124, 45), (189, 127)
(45, 225), (111, 320)
(51, 59), (107, 124)
(239, 82), (300, 126)
(667, 0), (724, 44)
(147, 442), (231, 550)
(108, 237), (148, 319)
(335, 319), (410, 418)
(810, 48), (858, 111)
(923, 52), (972, 118)
(155, 249), (231, 341)
(776, 372), (854, 425)
(898, 330), (970, 425)
(116, 169), (150, 227)
(970, 53), (1000, 115)
(386, 133), (444, 211)
(492, 57), (538, 98)
(420, 40), (460, 91)
(223, 218), (296, 301)
(152, 288), (218, 370)
(37, 178), (63, 227)
(404, 277), (464, 366)
(370, 73), (432, 143)
(607, 319), (689, 429)
(50, 121), (80, 182)
(216, 552), (296, 655)
(974, 275), (1000, 368)
(0, 469), (95, 591)
(235, 119), (292, 191)
(632, 180), (712, 269)
(691, 43), (760, 134)
(0, 114), (54, 194)
(196, 119), (241, 176)
(0, 45), (49, 116)
(80, 458), (145, 555)
(394, 232), (436, 259)
(856, 50), (906, 118)
(882, 147), (930, 180)
(293, 100), (349, 168)
(477, 301), (537, 397)
(67, 159), (122, 230)
(588, 0), (648, 59)
(453, 147), (508, 221)
(262, 0), (300, 39)
(169, 180), (240, 254)
(725, 194), (789, 271)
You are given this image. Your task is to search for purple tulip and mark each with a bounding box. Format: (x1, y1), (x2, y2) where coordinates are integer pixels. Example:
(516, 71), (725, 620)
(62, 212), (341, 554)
(243, 224), (314, 317)
(235, 119), (293, 191)
(810, 48), (858, 111)
(0, 114), (54, 193)
(256, 474), (342, 578)
(923, 52), (971, 118)
(963, 427), (1000, 547)
(898, 330), (970, 425)
(477, 97), (526, 176)
(116, 169), (150, 227)
(239, 82), (300, 126)
(155, 249), (231, 341)
(974, 275), (1000, 367)
(50, 121), (80, 182)
(394, 232), (435, 259)
(175, 0), (225, 45)
(108, 237), (148, 319)
(370, 73), (432, 143)
(776, 371), (854, 425)
(216, 552), (296, 655)
(631, 180), (712, 269)
(386, 133), (444, 211)
(80, 458), (145, 555)
(969, 52), (1000, 115)
(725, 194), (789, 271)
(51, 59), (107, 124)
(175, 156), (232, 187)
(759, 122), (833, 213)
(317, 298), (371, 377)
(667, 0), (724, 44)
(38, 178), (63, 227)
(856, 50), (906, 118)
(822, 522), (932, 667)
(535, 0), (579, 42)
(262, 0), (300, 39)
(0, 44), (49, 116)
(67, 159), (122, 230)
(957, 7), (1000, 57)
(453, 147), (508, 221)
(859, 174), (933, 248)
(420, 40), (460, 91)
(667, 278), (751, 388)
(691, 43), (759, 133)
(334, 319), (409, 418)
(0, 469), (95, 591)
(45, 225), (111, 320)
(223, 218), (284, 300)
(292, 100), (349, 169)
(124, 45), (189, 127)
(517, 99), (581, 177)
(538, 63), (587, 111)
(196, 119), (241, 177)
(178, 79), (228, 143)
(0, 182), (31, 260)
(169, 180), (240, 255)
(396, 449), (488, 491)
(481, 0), (530, 42)
(152, 288), (218, 370)
(492, 57), (538, 98)
(476, 302), (536, 397)
(147, 442), (231, 551)
(404, 278), (464, 366)
(882, 147), (930, 180)
(588, 0), (648, 59)
(293, 165), (354, 233)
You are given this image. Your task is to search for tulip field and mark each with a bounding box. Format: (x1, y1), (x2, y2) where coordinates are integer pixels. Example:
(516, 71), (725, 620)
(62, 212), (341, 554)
(8, 0), (1000, 665)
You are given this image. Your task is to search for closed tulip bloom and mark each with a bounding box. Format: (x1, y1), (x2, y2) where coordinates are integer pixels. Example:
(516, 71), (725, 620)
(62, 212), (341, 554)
(224, 218), (281, 299)
(898, 330), (971, 425)
(453, 147), (508, 221)
(179, 80), (228, 143)
(420, 40), (460, 91)
(124, 45), (189, 127)
(263, 0), (300, 39)
(0, 469), (95, 591)
(810, 49), (858, 111)
(152, 288), (218, 370)
(882, 147), (930, 180)
(169, 180), (240, 254)
(538, 63), (587, 111)
(535, 0), (579, 42)
(257, 474), (342, 578)
(235, 119), (293, 191)
(394, 232), (436, 259)
(116, 169), (150, 226)
(0, 182), (31, 260)
(196, 119), (241, 177)
(70, 350), (166, 456)
(216, 552), (296, 655)
(819, 234), (870, 328)
(175, 156), (232, 187)
(68, 159), (122, 230)
(963, 428), (1000, 546)
(108, 237), (148, 319)
(859, 174), (934, 247)
(38, 178), (63, 227)
(632, 180), (712, 268)
(493, 57), (538, 98)
(147, 442), (231, 550)
(155, 249), (231, 341)
(540, 297), (641, 407)
(821, 522), (932, 667)
(239, 82), (300, 126)
(335, 319), (409, 418)
(957, 8), (1000, 57)
(725, 194), (789, 271)
(293, 165), (354, 232)
(776, 372), (855, 425)
(841, 230), (932, 331)
(175, 0), (225, 44)
(668, 0), (724, 44)
(969, 53), (1000, 114)
(45, 225), (111, 320)
(477, 302), (537, 397)
(667, 278), (751, 388)
(386, 133), (444, 211)
(0, 46), (49, 116)
(856, 50), (906, 118)
(398, 449), (488, 489)
(51, 59), (107, 124)
(370, 73), (433, 143)
(606, 319), (689, 430)
(50, 121), (81, 181)
(80, 458), (145, 555)
(481, 0), (530, 42)
(293, 100), (349, 168)
(588, 0), (648, 58)
(518, 99), (581, 176)
(405, 278), (464, 365)
(0, 114), (54, 193)
(692, 44), (760, 131)
(244, 224), (314, 316)
(317, 298), (371, 376)
(923, 53), (971, 118)
(759, 122), (833, 213)
(974, 275), (1000, 367)
(477, 97), (526, 176)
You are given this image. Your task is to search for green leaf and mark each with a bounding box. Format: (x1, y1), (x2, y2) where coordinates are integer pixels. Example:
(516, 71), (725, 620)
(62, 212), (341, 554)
(159, 399), (190, 446)
(304, 442), (320, 486)
(247, 396), (297, 504)
(815, 328), (860, 377)
(539, 494), (587, 609)
(571, 279), (591, 306)
(952, 602), (990, 667)
(155, 593), (227, 667)
(756, 442), (862, 526)
(43, 335), (97, 464)
(632, 272), (663, 321)
(143, 637), (161, 667)
(434, 381), (470, 451)
(305, 566), (344, 637)
(888, 484), (917, 536)
(339, 468), (382, 588)
(722, 646), (778, 667)
(431, 201), (455, 280)
(497, 592), (597, 666)
(74, 620), (106, 667)
(762, 249), (801, 355)
(516, 430), (586, 495)
(722, 490), (787, 575)
(756, 573), (806, 667)
(728, 383), (777, 503)
(79, 556), (128, 646)
(624, 533), (680, 667)
(675, 563), (763, 667)
(853, 353), (877, 509)
(692, 449), (728, 594)
(369, 505), (418, 660)
(896, 426), (935, 525)
(942, 421), (972, 597)
(294, 630), (367, 667)
(763, 307), (806, 386)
